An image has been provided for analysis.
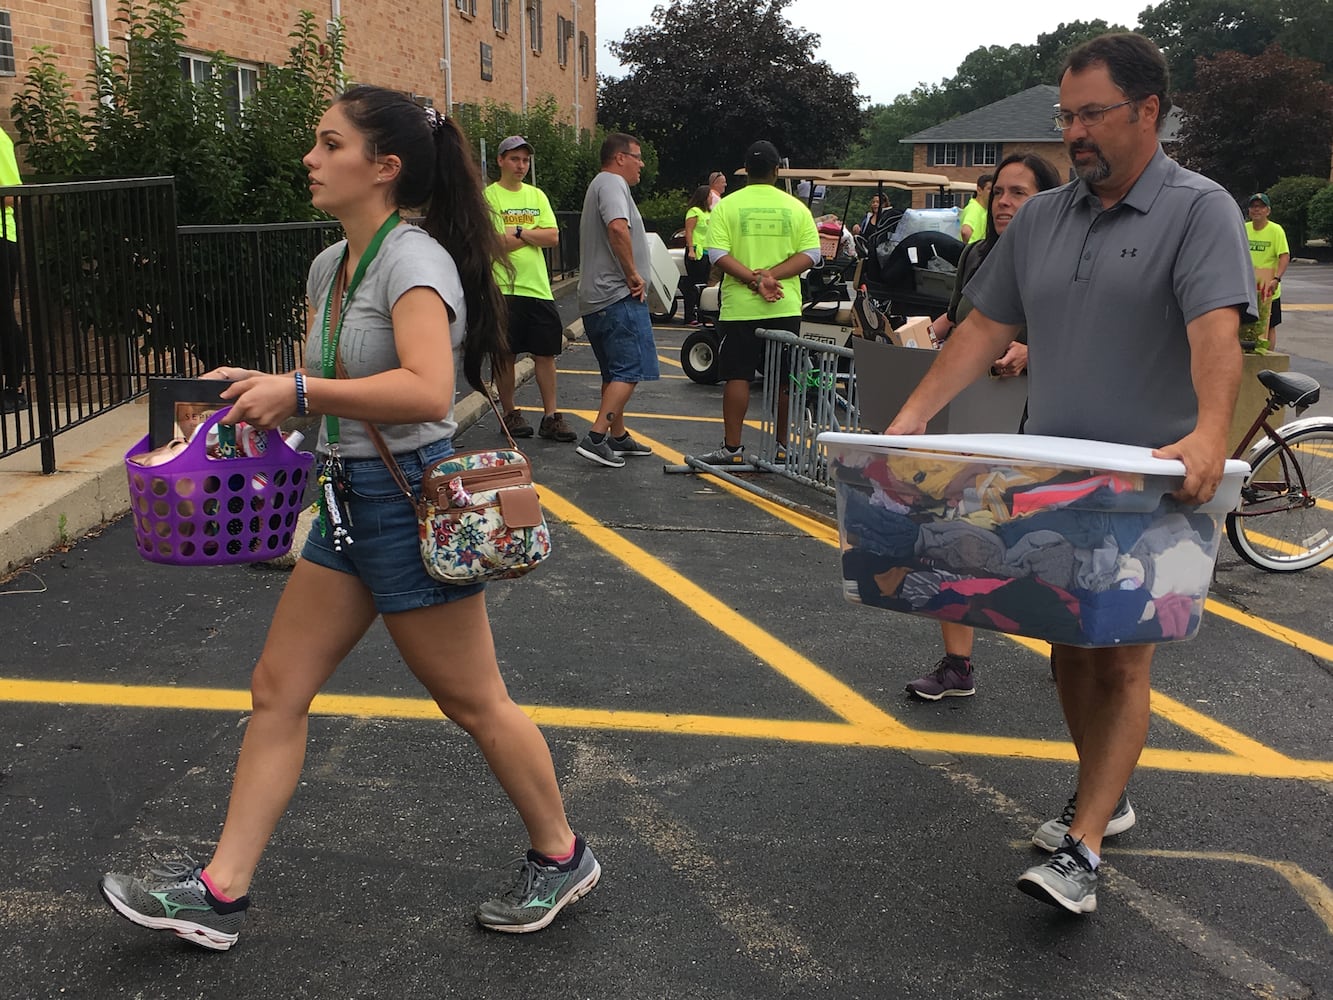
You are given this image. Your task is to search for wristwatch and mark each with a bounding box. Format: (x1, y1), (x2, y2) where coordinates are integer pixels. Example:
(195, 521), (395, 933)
(514, 226), (524, 243)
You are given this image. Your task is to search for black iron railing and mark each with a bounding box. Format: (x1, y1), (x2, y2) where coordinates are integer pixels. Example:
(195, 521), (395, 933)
(0, 177), (581, 472)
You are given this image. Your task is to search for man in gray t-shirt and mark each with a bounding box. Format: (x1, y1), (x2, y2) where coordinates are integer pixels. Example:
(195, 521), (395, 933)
(887, 33), (1255, 918)
(572, 132), (660, 468)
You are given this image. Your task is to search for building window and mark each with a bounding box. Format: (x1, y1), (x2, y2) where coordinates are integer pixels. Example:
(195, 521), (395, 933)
(929, 143), (958, 167)
(527, 0), (543, 54)
(480, 42), (493, 82)
(925, 193), (957, 209)
(557, 15), (571, 66)
(179, 55), (259, 120)
(456, 0), (477, 17)
(0, 13), (15, 77)
(973, 142), (999, 166)
(492, 0), (509, 34)
(578, 31), (590, 80)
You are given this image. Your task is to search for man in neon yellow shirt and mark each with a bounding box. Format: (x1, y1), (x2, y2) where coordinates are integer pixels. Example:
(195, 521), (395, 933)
(484, 136), (575, 441)
(958, 173), (991, 244)
(0, 127), (24, 414)
(1245, 192), (1290, 350)
(695, 140), (820, 465)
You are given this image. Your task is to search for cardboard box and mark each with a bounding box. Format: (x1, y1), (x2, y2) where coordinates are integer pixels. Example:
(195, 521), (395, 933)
(888, 315), (935, 350)
(851, 336), (1028, 434)
(645, 232), (680, 316)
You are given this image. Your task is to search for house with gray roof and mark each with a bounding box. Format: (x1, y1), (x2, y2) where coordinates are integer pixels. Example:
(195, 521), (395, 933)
(900, 84), (1182, 208)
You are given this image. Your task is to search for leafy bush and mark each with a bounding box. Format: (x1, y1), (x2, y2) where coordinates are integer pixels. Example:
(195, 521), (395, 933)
(1309, 184), (1333, 243)
(1267, 175), (1330, 249)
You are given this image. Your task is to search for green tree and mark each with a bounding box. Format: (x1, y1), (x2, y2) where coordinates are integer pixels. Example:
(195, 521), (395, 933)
(1268, 175), (1330, 248)
(453, 95), (611, 213)
(1137, 0), (1286, 92)
(1307, 183), (1333, 241)
(597, 0), (866, 190)
(1176, 45), (1333, 196)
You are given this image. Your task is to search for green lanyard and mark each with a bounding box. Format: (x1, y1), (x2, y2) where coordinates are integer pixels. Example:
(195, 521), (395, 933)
(320, 212), (402, 447)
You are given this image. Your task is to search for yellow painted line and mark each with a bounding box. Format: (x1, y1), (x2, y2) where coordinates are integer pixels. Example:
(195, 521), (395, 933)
(7, 676), (1332, 779)
(538, 483), (903, 733)
(559, 368), (690, 380)
(1283, 304), (1333, 311)
(658, 353), (683, 370)
(1113, 847), (1333, 936)
(1204, 597), (1333, 661)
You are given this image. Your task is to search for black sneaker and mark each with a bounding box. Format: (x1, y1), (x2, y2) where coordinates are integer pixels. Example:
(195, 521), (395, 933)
(99, 857), (250, 951)
(1, 388), (28, 413)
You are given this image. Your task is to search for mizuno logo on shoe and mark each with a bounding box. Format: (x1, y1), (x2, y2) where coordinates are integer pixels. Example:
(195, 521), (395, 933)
(522, 874), (569, 910)
(149, 891), (214, 919)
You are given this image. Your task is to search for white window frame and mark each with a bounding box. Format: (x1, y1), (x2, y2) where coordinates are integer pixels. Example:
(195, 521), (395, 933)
(456, 0), (477, 18)
(557, 14), (570, 66)
(180, 54), (260, 120)
(492, 0), (509, 34)
(578, 30), (590, 80)
(974, 142), (999, 166)
(931, 143), (958, 166)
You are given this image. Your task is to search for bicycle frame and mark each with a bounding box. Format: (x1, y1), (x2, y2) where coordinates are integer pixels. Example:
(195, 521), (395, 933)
(1230, 393), (1317, 517)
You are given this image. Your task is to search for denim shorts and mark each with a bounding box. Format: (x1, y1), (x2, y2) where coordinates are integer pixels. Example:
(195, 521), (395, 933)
(301, 438), (486, 614)
(582, 295), (661, 383)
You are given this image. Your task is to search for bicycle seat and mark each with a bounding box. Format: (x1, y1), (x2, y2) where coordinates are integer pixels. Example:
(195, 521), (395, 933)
(1258, 369), (1321, 408)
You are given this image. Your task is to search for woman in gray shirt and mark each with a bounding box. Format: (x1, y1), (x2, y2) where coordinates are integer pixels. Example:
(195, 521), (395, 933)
(100, 86), (599, 949)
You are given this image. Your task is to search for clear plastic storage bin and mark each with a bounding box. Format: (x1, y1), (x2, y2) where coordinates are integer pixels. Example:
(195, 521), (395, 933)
(818, 432), (1249, 647)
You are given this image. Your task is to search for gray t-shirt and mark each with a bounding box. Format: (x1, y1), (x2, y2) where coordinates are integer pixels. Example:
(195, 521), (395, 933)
(305, 222), (467, 458)
(577, 170), (650, 315)
(965, 147), (1256, 448)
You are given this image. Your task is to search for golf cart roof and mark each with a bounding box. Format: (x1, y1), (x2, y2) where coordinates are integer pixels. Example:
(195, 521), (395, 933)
(735, 167), (957, 191)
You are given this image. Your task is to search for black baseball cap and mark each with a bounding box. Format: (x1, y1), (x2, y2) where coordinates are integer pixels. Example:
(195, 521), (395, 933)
(745, 140), (782, 173)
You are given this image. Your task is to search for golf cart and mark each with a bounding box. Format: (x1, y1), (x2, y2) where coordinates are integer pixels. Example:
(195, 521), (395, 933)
(679, 168), (969, 384)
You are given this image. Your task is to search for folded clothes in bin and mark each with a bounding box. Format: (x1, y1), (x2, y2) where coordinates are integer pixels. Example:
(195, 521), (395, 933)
(819, 432), (1249, 647)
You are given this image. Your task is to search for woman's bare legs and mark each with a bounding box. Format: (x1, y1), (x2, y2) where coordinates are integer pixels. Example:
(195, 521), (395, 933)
(204, 560), (378, 898)
(384, 591), (575, 858)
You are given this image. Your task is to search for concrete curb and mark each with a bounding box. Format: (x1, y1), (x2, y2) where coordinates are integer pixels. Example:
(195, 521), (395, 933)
(0, 314), (584, 576)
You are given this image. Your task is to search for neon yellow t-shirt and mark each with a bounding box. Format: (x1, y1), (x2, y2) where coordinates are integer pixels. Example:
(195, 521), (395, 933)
(685, 205), (710, 257)
(0, 129), (20, 243)
(1245, 220), (1289, 302)
(959, 197), (986, 244)
(484, 181), (556, 299)
(707, 183), (820, 321)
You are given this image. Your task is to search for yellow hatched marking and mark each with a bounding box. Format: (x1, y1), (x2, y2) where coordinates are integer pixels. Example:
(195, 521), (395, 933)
(1113, 847), (1333, 937)
(1282, 303), (1333, 311)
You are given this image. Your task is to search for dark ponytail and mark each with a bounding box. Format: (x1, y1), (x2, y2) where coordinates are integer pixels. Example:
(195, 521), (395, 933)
(336, 85), (509, 393)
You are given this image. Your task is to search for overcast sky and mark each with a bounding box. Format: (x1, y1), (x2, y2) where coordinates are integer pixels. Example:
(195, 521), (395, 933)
(596, 0), (1155, 106)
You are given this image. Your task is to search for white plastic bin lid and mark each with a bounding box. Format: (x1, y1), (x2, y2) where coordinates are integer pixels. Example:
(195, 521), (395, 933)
(818, 432), (1249, 510)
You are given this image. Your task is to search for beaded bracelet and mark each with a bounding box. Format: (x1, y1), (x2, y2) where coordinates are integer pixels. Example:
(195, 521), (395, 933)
(293, 370), (308, 416)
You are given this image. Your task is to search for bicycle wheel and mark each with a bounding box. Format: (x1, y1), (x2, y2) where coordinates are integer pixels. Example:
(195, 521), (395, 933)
(1226, 425), (1333, 571)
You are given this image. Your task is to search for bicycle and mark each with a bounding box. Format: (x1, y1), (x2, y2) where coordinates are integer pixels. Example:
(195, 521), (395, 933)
(1225, 368), (1333, 572)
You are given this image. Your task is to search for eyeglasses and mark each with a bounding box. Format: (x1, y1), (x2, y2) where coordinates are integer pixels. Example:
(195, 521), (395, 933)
(619, 150), (644, 161)
(1051, 99), (1136, 131)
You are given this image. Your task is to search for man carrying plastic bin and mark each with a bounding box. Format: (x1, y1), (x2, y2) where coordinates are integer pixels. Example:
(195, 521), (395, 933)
(885, 33), (1255, 916)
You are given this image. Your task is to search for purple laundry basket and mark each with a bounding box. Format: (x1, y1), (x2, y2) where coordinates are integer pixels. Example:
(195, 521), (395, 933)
(125, 407), (315, 567)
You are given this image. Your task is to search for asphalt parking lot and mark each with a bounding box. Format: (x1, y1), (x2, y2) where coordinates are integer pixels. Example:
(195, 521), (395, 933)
(2, 276), (1332, 999)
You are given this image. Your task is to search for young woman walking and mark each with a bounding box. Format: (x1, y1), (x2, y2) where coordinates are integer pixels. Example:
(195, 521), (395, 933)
(99, 85), (599, 950)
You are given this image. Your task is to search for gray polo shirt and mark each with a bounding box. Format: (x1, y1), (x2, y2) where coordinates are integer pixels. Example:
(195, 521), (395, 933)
(577, 170), (651, 316)
(965, 147), (1256, 448)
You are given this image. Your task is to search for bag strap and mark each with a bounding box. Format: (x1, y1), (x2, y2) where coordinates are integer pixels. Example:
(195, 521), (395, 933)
(326, 296), (522, 509)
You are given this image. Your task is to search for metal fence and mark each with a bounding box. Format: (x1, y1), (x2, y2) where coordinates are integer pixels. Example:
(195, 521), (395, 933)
(0, 176), (581, 472)
(754, 327), (862, 493)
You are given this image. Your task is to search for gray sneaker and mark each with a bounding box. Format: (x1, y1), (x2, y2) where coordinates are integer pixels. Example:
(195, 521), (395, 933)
(906, 655), (974, 700)
(696, 443), (746, 466)
(1033, 790), (1135, 852)
(608, 432), (652, 456)
(575, 433), (626, 468)
(1017, 835), (1098, 914)
(99, 857), (249, 951)
(476, 836), (601, 933)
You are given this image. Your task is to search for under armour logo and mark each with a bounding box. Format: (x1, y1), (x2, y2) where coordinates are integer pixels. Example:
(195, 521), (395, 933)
(1120, 248), (1138, 257)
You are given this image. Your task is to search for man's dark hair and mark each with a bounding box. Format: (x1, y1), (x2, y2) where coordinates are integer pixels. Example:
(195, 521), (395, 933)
(977, 174), (993, 187)
(1063, 32), (1171, 134)
(600, 132), (638, 165)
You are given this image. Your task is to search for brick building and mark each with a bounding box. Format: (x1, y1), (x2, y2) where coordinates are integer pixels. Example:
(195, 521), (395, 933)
(0, 0), (597, 138)
(900, 84), (1182, 208)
